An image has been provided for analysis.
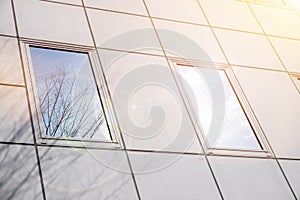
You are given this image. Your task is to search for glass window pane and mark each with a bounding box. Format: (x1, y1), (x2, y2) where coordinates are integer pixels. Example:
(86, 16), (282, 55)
(176, 65), (262, 150)
(30, 47), (111, 141)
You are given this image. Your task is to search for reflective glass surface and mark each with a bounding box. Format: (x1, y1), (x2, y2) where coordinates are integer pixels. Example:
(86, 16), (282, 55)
(177, 66), (262, 150)
(30, 47), (111, 141)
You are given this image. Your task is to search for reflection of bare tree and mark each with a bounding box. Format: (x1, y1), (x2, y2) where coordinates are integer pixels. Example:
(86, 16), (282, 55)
(0, 112), (132, 200)
(0, 144), (43, 200)
(36, 67), (106, 139)
(0, 51), (134, 199)
(0, 101), (43, 200)
(0, 136), (135, 200)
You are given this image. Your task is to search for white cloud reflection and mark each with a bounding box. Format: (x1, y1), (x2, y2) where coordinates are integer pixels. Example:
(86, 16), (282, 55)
(177, 65), (262, 150)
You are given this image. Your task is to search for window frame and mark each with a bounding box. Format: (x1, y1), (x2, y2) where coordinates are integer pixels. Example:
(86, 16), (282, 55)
(169, 59), (273, 157)
(290, 73), (300, 94)
(21, 40), (122, 148)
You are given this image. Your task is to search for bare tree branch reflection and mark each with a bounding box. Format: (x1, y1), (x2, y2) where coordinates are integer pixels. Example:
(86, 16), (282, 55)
(0, 108), (132, 200)
(0, 47), (133, 199)
(36, 67), (106, 139)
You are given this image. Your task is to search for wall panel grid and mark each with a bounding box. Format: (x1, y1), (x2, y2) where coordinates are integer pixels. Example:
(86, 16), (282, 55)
(0, 0), (299, 200)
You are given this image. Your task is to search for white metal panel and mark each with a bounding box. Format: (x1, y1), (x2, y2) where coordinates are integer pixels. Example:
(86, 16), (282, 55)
(0, 86), (33, 143)
(14, 0), (93, 46)
(88, 9), (162, 55)
(45, 0), (82, 5)
(0, 36), (24, 85)
(153, 19), (227, 63)
(199, 0), (263, 33)
(0, 0), (16, 36)
(144, 0), (208, 25)
(84, 0), (147, 15)
(232, 66), (300, 158)
(214, 28), (284, 70)
(129, 152), (222, 200)
(39, 147), (139, 200)
(269, 36), (300, 73)
(210, 156), (295, 200)
(0, 144), (43, 200)
(251, 4), (300, 39)
(99, 49), (203, 153)
(280, 160), (300, 199)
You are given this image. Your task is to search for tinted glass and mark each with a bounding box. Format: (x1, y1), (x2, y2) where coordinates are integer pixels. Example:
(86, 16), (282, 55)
(30, 47), (111, 141)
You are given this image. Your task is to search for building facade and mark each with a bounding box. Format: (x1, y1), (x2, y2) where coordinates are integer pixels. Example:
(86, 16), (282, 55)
(0, 0), (300, 199)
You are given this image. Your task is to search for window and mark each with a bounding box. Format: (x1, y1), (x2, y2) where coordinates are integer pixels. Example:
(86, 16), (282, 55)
(174, 63), (266, 152)
(26, 46), (117, 144)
